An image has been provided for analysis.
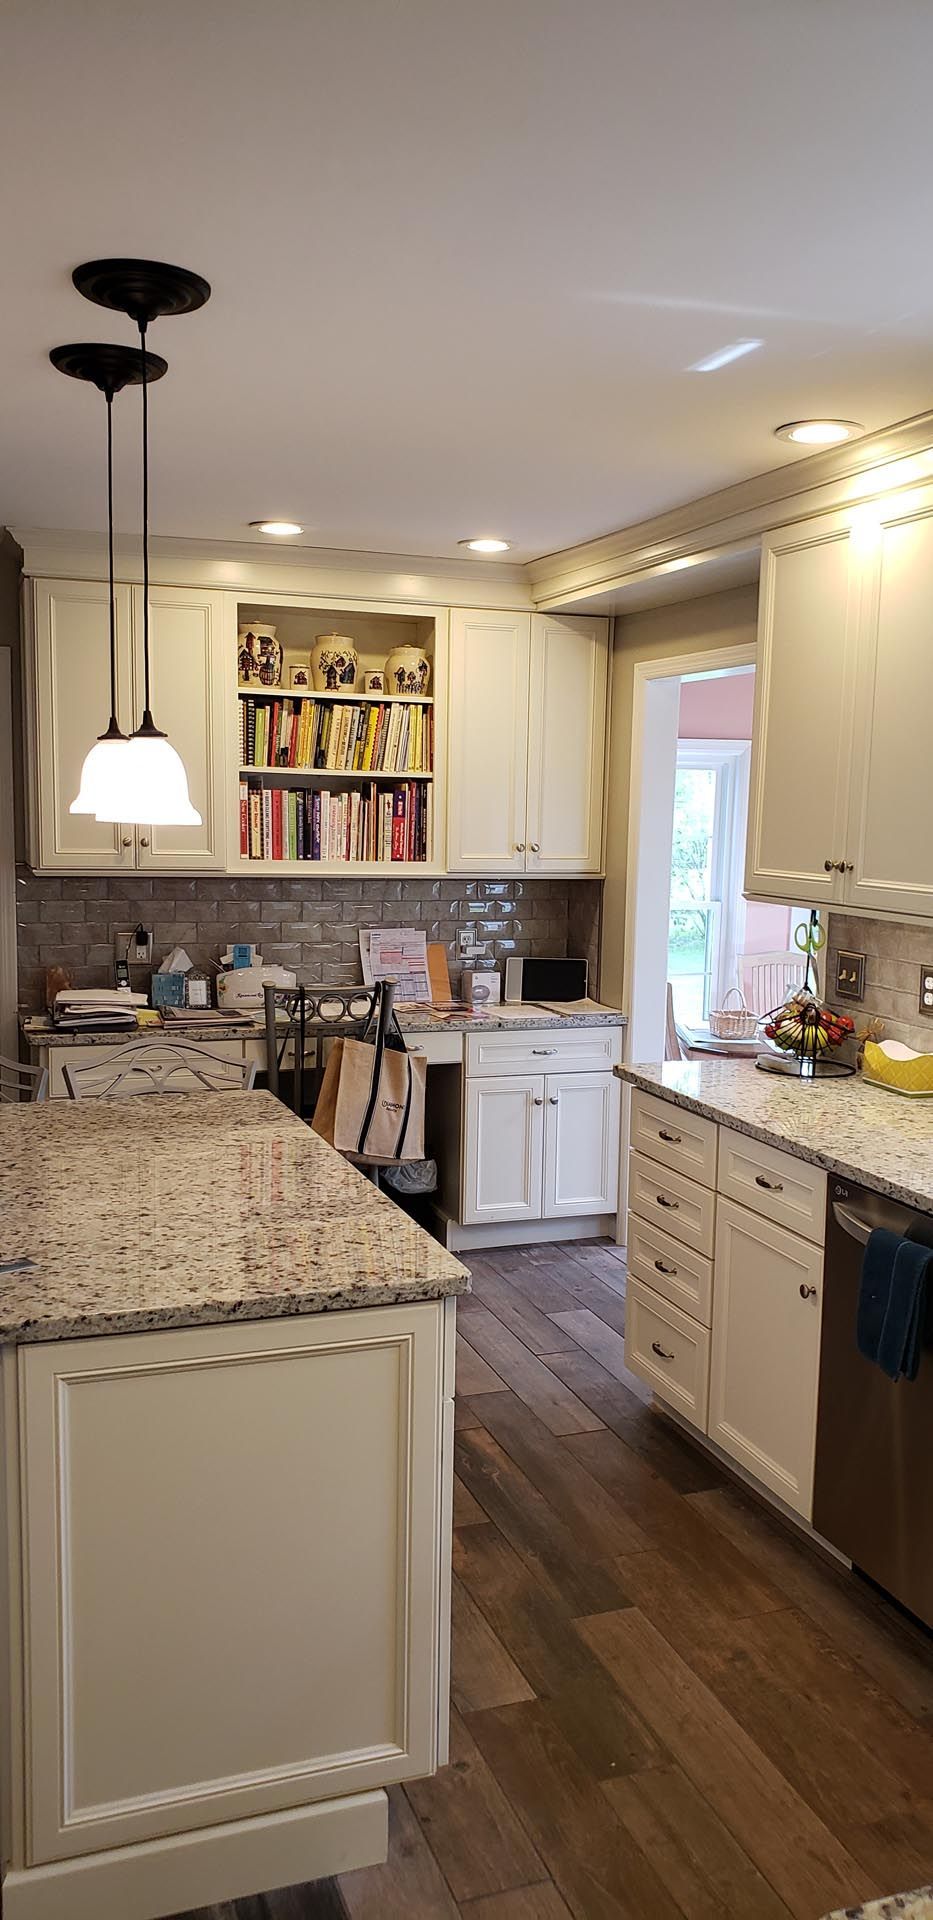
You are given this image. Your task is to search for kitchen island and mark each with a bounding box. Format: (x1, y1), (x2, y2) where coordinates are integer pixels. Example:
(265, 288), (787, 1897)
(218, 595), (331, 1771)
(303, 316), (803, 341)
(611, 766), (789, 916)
(0, 1092), (469, 1920)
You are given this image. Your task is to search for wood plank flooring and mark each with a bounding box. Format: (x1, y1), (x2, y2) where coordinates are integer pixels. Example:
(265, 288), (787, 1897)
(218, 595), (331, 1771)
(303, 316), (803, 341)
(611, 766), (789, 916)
(170, 1240), (933, 1920)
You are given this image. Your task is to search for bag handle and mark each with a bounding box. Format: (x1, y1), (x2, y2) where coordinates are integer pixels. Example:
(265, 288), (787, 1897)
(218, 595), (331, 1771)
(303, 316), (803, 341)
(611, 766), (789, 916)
(356, 980), (413, 1157)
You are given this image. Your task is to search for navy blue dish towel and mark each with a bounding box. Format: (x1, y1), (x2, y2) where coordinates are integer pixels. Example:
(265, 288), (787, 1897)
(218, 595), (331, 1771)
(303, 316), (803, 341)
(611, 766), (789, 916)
(858, 1227), (930, 1382)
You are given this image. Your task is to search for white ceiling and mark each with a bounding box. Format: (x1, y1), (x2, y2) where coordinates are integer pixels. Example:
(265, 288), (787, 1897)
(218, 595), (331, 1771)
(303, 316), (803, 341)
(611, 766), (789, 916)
(4, 0), (933, 565)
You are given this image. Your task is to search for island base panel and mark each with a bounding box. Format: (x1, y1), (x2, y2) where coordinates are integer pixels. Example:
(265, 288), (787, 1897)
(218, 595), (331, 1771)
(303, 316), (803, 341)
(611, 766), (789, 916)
(1, 1789), (388, 1920)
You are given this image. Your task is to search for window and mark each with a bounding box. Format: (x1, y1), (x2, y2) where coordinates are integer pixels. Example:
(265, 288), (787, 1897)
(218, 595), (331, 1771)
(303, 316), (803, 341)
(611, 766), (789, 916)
(668, 741), (750, 1027)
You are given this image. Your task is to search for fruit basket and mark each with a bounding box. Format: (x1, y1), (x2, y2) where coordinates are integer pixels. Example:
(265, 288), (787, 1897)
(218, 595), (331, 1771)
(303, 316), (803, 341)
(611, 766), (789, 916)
(758, 989), (855, 1078)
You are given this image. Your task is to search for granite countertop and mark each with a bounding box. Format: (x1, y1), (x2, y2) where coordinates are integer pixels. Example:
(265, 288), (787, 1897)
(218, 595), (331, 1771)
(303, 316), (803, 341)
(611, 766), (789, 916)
(0, 1091), (469, 1344)
(22, 1003), (626, 1047)
(618, 1058), (933, 1213)
(822, 1891), (933, 1920)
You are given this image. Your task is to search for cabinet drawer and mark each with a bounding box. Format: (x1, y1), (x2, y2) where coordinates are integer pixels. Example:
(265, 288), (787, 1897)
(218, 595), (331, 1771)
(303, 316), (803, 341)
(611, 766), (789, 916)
(624, 1278), (710, 1430)
(626, 1211), (713, 1326)
(466, 1026), (622, 1078)
(717, 1127), (826, 1245)
(404, 1032), (464, 1066)
(630, 1090), (717, 1189)
(628, 1151), (716, 1257)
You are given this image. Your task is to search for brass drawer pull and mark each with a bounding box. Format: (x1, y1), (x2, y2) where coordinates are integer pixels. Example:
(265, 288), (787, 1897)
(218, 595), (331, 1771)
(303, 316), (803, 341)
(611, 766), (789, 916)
(654, 1258), (677, 1276)
(755, 1174), (783, 1193)
(656, 1193), (679, 1210)
(651, 1340), (675, 1361)
(658, 1128), (682, 1144)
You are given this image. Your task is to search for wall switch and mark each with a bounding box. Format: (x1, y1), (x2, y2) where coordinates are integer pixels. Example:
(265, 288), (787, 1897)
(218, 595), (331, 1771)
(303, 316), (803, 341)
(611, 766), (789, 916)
(835, 950), (866, 1001)
(919, 965), (933, 1014)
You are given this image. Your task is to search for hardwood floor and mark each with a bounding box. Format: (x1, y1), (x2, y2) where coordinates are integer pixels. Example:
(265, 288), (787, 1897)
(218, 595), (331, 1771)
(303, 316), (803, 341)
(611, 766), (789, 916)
(171, 1240), (933, 1920)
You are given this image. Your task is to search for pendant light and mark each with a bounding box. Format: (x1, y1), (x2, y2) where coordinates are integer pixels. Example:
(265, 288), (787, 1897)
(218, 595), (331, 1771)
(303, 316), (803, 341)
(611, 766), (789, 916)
(70, 258), (211, 827)
(49, 342), (167, 817)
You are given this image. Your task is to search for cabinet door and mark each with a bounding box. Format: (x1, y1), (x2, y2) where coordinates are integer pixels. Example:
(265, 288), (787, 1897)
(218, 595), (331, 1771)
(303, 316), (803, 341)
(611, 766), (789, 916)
(710, 1197), (823, 1518)
(132, 586), (230, 869)
(526, 615), (608, 874)
(28, 579), (135, 870)
(845, 487), (933, 916)
(18, 1303), (450, 1861)
(462, 1074), (544, 1224)
(745, 517), (858, 905)
(447, 610), (530, 872)
(543, 1071), (620, 1216)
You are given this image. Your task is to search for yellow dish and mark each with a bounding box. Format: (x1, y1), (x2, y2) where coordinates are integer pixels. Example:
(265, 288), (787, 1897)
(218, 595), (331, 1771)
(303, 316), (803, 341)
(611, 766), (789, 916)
(862, 1039), (933, 1096)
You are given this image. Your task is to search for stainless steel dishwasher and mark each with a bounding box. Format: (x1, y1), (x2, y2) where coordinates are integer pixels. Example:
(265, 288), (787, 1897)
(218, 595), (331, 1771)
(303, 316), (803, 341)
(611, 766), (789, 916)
(813, 1177), (933, 1630)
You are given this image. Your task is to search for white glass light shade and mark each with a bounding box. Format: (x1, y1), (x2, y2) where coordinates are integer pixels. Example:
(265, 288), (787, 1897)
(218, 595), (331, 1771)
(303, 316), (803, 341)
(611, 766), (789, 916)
(70, 736), (135, 816)
(93, 734), (201, 827)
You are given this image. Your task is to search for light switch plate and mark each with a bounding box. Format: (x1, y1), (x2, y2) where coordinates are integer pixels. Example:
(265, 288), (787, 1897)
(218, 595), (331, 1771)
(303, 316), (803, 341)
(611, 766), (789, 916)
(835, 950), (865, 1000)
(919, 965), (933, 1015)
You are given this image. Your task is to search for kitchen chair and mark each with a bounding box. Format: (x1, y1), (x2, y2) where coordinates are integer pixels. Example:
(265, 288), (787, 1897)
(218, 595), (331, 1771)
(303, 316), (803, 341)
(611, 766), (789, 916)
(62, 1040), (257, 1100)
(0, 1055), (49, 1102)
(263, 982), (379, 1118)
(739, 949), (807, 1015)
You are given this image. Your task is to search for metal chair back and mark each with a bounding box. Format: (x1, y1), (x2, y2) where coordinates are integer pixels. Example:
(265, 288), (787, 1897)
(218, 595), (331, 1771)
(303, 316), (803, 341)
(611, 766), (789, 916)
(0, 1055), (49, 1103)
(63, 1040), (258, 1101)
(263, 983), (379, 1116)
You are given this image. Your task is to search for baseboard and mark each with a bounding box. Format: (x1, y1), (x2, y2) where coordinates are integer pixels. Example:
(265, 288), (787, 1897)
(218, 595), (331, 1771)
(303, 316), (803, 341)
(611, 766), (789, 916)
(445, 1214), (615, 1252)
(1, 1789), (388, 1920)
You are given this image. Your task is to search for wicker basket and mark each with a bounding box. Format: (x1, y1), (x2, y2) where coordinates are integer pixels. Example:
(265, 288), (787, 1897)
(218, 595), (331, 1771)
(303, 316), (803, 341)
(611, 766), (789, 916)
(709, 987), (759, 1040)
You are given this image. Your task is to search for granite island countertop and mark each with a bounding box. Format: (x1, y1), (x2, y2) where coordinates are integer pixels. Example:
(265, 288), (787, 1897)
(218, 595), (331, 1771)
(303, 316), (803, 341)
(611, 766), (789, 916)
(0, 1090), (469, 1343)
(22, 1002), (626, 1046)
(618, 1058), (933, 1213)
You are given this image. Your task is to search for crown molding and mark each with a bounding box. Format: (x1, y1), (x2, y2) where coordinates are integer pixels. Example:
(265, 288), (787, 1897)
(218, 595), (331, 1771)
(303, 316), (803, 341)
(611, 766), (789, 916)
(528, 408), (933, 607)
(8, 529), (534, 611)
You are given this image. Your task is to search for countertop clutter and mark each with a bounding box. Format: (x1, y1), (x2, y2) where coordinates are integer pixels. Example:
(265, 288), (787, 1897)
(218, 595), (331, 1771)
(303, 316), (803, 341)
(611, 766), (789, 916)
(0, 1090), (469, 1343)
(618, 1056), (933, 1213)
(22, 1001), (626, 1047)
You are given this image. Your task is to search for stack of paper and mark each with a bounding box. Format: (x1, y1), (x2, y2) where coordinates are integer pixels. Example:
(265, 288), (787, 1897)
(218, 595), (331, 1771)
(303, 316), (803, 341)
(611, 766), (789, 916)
(52, 989), (147, 1031)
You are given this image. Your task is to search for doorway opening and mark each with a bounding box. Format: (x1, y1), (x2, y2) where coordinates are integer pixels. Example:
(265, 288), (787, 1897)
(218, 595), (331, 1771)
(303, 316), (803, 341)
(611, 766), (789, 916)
(625, 650), (809, 1066)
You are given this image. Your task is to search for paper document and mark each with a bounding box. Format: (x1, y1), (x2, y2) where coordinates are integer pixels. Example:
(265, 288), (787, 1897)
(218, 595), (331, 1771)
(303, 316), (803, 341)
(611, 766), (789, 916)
(361, 926), (432, 1004)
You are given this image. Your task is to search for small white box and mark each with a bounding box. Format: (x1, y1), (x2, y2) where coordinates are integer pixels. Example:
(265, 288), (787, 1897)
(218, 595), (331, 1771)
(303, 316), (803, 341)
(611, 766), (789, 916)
(461, 969), (501, 1007)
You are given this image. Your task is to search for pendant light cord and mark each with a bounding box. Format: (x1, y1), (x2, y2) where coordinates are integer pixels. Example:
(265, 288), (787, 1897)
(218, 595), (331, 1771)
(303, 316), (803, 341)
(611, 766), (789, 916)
(102, 387), (123, 737)
(138, 317), (154, 730)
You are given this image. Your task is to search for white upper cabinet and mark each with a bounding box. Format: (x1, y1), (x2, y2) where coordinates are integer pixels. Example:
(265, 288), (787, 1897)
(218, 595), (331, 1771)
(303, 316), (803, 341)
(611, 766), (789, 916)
(745, 516), (859, 907)
(27, 579), (136, 871)
(131, 586), (229, 870)
(26, 579), (229, 873)
(447, 610), (608, 874)
(447, 611), (531, 873)
(845, 487), (933, 917)
(526, 616), (608, 874)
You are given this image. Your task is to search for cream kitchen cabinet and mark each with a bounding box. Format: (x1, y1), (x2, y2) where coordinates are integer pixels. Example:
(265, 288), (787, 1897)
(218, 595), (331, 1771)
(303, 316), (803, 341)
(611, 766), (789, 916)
(447, 610), (608, 874)
(462, 1065), (620, 1228)
(25, 578), (229, 873)
(710, 1196), (823, 1518)
(747, 484), (933, 919)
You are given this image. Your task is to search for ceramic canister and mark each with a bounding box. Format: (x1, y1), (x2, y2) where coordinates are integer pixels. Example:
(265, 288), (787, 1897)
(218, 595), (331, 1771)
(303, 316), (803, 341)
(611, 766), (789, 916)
(384, 644), (431, 696)
(310, 633), (359, 693)
(238, 623), (282, 687)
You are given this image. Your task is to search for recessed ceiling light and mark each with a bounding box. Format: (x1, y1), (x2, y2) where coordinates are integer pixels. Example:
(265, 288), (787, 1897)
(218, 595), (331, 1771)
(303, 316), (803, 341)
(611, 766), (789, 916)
(689, 338), (763, 373)
(249, 519), (303, 537)
(773, 420), (863, 446)
(458, 537), (511, 554)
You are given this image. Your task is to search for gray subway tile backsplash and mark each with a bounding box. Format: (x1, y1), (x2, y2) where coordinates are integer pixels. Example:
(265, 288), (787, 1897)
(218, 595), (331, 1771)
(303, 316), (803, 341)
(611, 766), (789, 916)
(16, 871), (603, 1012)
(826, 910), (933, 1055)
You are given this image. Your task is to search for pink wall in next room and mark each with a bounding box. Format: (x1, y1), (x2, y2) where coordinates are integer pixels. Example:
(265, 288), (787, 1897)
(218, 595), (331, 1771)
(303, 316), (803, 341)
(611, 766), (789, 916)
(677, 667), (755, 739)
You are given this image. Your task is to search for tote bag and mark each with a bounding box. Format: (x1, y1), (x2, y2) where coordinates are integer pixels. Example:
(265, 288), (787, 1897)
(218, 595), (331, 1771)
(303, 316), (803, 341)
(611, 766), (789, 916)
(312, 982), (426, 1164)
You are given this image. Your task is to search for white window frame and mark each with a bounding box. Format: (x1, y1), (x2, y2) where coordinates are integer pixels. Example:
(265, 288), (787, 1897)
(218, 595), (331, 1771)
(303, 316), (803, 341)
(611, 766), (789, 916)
(670, 738), (751, 1016)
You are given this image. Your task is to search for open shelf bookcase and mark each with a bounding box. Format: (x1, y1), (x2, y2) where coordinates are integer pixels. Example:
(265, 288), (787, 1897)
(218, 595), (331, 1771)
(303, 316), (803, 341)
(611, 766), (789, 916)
(228, 597), (447, 875)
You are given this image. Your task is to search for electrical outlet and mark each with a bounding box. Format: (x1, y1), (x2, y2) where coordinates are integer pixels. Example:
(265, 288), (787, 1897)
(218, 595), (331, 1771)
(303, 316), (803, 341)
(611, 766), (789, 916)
(919, 965), (933, 1015)
(114, 926), (153, 967)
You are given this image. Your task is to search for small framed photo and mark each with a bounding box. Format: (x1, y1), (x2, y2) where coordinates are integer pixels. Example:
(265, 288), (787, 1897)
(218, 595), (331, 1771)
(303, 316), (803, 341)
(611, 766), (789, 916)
(363, 670), (386, 694)
(289, 664), (310, 689)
